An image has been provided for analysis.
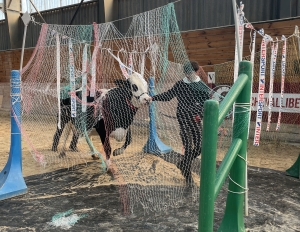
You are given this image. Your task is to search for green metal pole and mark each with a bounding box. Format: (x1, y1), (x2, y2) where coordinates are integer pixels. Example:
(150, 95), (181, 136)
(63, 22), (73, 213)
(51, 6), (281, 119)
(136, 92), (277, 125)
(198, 100), (219, 232)
(218, 61), (252, 232)
(218, 74), (248, 125)
(214, 138), (242, 200)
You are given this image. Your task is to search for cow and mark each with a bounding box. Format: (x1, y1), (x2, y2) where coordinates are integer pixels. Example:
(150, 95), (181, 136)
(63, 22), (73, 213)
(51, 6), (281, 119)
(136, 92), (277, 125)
(94, 73), (151, 170)
(52, 73), (151, 171)
(51, 90), (100, 157)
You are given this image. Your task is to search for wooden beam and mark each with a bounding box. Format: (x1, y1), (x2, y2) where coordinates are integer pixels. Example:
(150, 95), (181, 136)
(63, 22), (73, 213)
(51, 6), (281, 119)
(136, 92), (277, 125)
(104, 0), (118, 23)
(4, 0), (22, 49)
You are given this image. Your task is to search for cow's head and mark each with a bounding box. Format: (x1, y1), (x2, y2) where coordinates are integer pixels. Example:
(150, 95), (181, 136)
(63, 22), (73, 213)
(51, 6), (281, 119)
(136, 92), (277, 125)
(115, 73), (151, 107)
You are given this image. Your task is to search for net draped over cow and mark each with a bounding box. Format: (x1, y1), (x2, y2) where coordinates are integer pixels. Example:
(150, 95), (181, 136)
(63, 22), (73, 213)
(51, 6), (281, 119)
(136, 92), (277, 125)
(19, 3), (230, 213)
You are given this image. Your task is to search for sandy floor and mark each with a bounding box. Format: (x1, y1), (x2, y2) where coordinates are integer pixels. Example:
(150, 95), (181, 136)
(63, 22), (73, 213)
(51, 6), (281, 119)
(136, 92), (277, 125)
(0, 110), (299, 180)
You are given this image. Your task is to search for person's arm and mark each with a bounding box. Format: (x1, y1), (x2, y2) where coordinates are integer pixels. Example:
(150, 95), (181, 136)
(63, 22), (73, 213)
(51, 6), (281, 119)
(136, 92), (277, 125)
(198, 81), (211, 102)
(152, 82), (178, 102)
(203, 86), (210, 101)
(190, 81), (211, 119)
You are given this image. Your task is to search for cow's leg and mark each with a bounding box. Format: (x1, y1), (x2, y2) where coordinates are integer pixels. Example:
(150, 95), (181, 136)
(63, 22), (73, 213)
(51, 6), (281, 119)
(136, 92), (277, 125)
(95, 119), (113, 172)
(113, 127), (131, 156)
(52, 110), (69, 152)
(58, 122), (73, 158)
(103, 136), (111, 160)
(94, 118), (107, 160)
(102, 136), (112, 172)
(95, 119), (106, 144)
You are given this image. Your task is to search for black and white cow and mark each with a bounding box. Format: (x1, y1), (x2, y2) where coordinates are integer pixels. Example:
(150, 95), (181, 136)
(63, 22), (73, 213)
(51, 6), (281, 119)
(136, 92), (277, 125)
(52, 73), (151, 170)
(51, 90), (99, 155)
(95, 73), (151, 169)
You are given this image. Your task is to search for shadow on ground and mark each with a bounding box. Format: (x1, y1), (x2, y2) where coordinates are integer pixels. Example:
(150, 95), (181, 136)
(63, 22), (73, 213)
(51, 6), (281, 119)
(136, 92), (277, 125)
(0, 162), (300, 232)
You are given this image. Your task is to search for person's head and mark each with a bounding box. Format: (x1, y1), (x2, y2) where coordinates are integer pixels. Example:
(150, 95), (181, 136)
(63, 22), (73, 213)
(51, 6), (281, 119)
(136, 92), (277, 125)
(183, 61), (200, 77)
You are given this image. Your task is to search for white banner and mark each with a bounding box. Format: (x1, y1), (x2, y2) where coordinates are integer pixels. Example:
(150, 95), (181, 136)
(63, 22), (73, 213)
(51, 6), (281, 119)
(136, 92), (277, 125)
(251, 93), (300, 113)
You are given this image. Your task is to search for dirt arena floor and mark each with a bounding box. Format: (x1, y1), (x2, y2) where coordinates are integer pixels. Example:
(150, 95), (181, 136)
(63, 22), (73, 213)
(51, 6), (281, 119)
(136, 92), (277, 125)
(1, 109), (300, 231)
(1, 109), (299, 178)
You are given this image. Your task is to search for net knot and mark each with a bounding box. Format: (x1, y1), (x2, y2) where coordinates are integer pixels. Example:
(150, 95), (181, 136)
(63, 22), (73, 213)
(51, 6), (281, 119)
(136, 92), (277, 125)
(30, 16), (37, 25)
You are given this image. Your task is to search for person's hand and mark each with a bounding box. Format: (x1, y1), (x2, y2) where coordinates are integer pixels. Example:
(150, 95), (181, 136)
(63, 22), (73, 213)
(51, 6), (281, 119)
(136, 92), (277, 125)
(194, 115), (201, 122)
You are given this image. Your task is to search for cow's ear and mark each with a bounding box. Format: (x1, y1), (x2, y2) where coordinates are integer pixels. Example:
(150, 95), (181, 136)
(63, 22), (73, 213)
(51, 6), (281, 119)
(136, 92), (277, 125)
(95, 90), (101, 99)
(114, 79), (130, 89)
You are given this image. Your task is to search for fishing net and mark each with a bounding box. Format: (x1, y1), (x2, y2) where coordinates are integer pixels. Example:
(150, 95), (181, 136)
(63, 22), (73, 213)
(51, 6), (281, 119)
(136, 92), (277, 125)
(19, 3), (231, 213)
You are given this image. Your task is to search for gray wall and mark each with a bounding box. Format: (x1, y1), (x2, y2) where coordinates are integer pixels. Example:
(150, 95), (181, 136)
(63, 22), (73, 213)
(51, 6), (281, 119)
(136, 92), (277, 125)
(1, 0), (300, 50)
(0, 20), (10, 50)
(113, 0), (300, 33)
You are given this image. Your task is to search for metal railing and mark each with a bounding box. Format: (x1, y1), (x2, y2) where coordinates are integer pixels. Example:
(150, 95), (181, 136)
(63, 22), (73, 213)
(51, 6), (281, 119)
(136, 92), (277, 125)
(198, 60), (252, 232)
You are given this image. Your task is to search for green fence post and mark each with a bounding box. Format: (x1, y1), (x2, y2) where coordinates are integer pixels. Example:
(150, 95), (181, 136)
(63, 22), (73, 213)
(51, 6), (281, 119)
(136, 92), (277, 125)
(198, 100), (219, 232)
(218, 61), (252, 232)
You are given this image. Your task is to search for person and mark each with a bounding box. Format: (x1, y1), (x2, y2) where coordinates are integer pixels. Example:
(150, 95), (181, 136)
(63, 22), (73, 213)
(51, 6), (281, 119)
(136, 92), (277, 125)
(151, 61), (210, 185)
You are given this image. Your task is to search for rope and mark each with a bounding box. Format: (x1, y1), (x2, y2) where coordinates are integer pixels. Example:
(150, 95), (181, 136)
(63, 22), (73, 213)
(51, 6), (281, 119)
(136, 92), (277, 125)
(234, 103), (251, 113)
(227, 153), (249, 194)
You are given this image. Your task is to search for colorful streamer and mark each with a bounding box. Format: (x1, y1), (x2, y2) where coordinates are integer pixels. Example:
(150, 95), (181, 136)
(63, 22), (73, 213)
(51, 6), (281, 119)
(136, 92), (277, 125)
(69, 38), (76, 118)
(56, 33), (61, 129)
(254, 37), (268, 146)
(276, 35), (287, 131)
(233, 2), (245, 82)
(82, 44), (88, 113)
(266, 39), (278, 131)
(90, 23), (99, 97)
(128, 52), (133, 75)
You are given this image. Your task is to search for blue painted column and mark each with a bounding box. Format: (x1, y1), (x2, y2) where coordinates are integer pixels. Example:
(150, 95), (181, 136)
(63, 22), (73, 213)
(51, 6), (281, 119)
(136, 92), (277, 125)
(0, 70), (27, 200)
(143, 77), (172, 155)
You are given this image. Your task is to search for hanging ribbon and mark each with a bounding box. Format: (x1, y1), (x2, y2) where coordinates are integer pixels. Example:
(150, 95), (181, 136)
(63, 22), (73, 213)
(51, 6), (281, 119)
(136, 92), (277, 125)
(250, 30), (256, 69)
(69, 38), (76, 118)
(245, 23), (255, 30)
(150, 43), (159, 77)
(233, 2), (245, 82)
(254, 36), (268, 146)
(128, 52), (133, 75)
(56, 33), (61, 129)
(276, 35), (287, 131)
(245, 28), (256, 139)
(90, 46), (98, 98)
(140, 53), (146, 78)
(119, 63), (130, 79)
(266, 39), (278, 131)
(90, 22), (99, 98)
(257, 28), (265, 37)
(249, 29), (256, 92)
(118, 50), (130, 78)
(82, 44), (88, 113)
(140, 47), (149, 78)
(107, 49), (147, 87)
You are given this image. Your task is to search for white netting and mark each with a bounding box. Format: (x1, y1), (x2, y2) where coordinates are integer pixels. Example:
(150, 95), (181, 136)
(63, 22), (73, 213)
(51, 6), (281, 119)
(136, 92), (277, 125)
(20, 3), (232, 213)
(20, 23), (105, 168)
